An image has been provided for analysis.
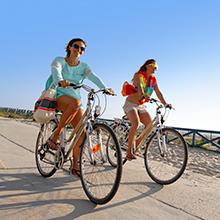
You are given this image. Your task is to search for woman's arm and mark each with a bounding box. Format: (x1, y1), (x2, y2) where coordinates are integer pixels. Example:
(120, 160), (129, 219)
(87, 73), (106, 89)
(51, 57), (70, 87)
(84, 65), (106, 89)
(51, 57), (64, 84)
(154, 83), (168, 106)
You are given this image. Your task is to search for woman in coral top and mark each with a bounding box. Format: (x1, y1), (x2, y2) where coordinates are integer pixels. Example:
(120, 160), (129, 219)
(122, 59), (172, 160)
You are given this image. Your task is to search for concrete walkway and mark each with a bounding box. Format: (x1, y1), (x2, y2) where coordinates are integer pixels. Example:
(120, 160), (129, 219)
(0, 117), (220, 220)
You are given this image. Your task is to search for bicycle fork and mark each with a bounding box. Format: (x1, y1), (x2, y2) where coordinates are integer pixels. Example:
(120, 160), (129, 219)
(156, 128), (167, 156)
(87, 126), (107, 164)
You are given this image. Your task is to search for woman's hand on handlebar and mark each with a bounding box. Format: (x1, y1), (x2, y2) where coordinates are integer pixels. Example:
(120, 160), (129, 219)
(104, 88), (115, 96)
(59, 80), (70, 88)
(165, 103), (173, 109)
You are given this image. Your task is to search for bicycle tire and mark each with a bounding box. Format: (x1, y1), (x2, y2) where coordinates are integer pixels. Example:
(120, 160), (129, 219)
(111, 123), (129, 165)
(80, 123), (122, 204)
(35, 119), (57, 177)
(144, 127), (188, 185)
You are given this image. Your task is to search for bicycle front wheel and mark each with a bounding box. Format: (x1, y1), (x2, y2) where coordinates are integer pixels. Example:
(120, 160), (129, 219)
(144, 127), (188, 185)
(80, 123), (122, 204)
(35, 120), (57, 177)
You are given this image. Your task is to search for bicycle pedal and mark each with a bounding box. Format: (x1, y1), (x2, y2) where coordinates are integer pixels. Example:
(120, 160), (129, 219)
(135, 152), (144, 158)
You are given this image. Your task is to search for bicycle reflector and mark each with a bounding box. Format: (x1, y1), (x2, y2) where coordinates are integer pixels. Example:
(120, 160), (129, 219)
(92, 144), (101, 153)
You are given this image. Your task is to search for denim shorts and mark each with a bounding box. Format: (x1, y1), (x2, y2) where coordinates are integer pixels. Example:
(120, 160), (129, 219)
(123, 100), (147, 114)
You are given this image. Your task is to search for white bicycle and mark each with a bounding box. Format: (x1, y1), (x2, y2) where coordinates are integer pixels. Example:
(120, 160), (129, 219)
(111, 98), (188, 185)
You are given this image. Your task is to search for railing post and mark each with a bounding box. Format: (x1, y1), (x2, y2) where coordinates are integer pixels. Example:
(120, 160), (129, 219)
(192, 131), (196, 147)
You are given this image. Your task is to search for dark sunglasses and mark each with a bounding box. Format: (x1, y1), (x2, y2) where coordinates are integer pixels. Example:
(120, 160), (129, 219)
(72, 44), (86, 52)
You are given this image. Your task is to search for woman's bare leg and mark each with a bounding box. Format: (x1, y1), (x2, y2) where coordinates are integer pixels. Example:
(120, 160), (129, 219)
(69, 108), (85, 171)
(52, 96), (81, 144)
(126, 109), (140, 159)
(136, 111), (153, 148)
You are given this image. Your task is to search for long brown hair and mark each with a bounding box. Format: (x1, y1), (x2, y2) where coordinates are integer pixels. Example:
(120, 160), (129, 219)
(138, 59), (156, 72)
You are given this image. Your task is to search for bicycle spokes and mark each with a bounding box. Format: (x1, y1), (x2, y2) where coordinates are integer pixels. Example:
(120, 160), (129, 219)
(144, 127), (188, 185)
(54, 149), (65, 169)
(35, 120), (58, 177)
(80, 123), (122, 204)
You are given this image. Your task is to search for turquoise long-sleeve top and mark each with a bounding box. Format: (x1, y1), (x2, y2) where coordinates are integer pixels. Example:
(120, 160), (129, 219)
(45, 57), (106, 100)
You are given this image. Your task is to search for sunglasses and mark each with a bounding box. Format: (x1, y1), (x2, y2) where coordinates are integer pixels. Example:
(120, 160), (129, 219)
(148, 63), (158, 69)
(72, 44), (86, 52)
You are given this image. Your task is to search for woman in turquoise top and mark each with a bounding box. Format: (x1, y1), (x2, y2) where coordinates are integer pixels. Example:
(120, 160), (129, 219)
(47, 38), (113, 176)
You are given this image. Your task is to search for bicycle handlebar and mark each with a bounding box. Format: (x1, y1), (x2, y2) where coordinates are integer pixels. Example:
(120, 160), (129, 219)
(149, 98), (173, 110)
(58, 82), (82, 89)
(58, 82), (116, 96)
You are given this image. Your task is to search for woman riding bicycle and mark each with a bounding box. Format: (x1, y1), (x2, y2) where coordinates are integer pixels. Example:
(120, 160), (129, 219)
(45, 38), (113, 176)
(122, 59), (172, 160)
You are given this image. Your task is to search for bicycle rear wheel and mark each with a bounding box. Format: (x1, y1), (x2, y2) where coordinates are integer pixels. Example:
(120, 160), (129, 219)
(80, 123), (122, 204)
(111, 123), (128, 165)
(144, 127), (188, 185)
(35, 119), (57, 177)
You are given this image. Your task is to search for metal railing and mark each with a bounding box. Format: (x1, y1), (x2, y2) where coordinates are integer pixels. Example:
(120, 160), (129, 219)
(97, 118), (220, 151)
(172, 127), (220, 151)
(0, 107), (33, 116)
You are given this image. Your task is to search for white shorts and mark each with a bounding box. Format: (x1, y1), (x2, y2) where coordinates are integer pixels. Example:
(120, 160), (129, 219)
(123, 100), (147, 114)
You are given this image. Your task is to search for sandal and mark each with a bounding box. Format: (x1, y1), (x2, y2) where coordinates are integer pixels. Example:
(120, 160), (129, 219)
(125, 153), (137, 161)
(47, 138), (59, 151)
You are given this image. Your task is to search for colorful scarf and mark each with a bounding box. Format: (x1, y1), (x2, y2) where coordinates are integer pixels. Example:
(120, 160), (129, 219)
(138, 71), (157, 104)
(121, 71), (157, 104)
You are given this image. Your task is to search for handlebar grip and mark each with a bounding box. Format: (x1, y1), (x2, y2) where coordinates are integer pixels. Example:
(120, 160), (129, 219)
(58, 82), (77, 87)
(69, 83), (77, 87)
(165, 104), (173, 110)
(58, 82), (82, 89)
(149, 98), (157, 103)
(103, 89), (116, 96)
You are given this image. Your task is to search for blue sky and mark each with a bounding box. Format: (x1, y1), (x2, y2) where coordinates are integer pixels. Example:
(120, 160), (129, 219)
(0, 0), (220, 131)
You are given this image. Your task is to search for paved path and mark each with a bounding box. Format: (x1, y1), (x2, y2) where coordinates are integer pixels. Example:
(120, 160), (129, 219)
(0, 117), (220, 220)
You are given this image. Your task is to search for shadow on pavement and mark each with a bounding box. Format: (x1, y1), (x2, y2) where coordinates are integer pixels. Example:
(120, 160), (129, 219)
(0, 170), (163, 219)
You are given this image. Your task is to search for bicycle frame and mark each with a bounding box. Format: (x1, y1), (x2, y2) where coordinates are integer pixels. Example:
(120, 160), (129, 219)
(113, 98), (170, 154)
(56, 84), (108, 165)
